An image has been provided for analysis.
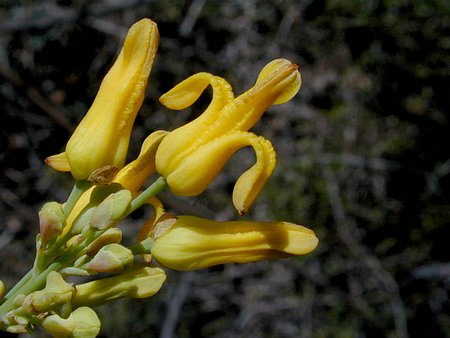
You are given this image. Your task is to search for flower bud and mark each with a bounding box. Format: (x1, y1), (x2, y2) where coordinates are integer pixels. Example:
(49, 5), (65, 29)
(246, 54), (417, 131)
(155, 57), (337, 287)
(42, 312), (73, 338)
(24, 271), (73, 318)
(39, 201), (65, 242)
(83, 244), (133, 274)
(73, 267), (166, 307)
(46, 19), (159, 180)
(151, 216), (318, 271)
(89, 189), (132, 230)
(85, 227), (123, 256)
(42, 307), (100, 338)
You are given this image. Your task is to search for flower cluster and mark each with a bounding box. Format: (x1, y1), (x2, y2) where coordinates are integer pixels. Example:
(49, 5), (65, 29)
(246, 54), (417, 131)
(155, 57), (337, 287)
(0, 18), (317, 337)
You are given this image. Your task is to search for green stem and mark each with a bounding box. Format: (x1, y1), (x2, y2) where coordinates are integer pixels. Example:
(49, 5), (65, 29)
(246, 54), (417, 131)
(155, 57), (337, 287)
(128, 237), (156, 255)
(1, 270), (33, 303)
(128, 176), (167, 215)
(0, 261), (62, 315)
(64, 180), (91, 217)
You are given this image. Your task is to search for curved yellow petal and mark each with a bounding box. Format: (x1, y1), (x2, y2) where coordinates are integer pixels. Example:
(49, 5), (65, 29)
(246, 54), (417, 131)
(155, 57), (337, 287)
(151, 215), (318, 271)
(45, 152), (71, 172)
(136, 197), (165, 243)
(65, 18), (159, 180)
(160, 72), (233, 111)
(256, 58), (302, 105)
(114, 130), (168, 192)
(157, 73), (234, 174)
(219, 58), (301, 133)
(232, 136), (276, 215)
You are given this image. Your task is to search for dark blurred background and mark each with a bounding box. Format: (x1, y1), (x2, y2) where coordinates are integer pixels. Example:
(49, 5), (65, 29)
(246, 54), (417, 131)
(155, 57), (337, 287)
(0, 1), (449, 337)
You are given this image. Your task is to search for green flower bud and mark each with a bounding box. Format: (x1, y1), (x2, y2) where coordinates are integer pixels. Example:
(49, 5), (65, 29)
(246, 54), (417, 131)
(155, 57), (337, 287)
(85, 228), (123, 256)
(6, 325), (27, 333)
(70, 207), (95, 235)
(25, 271), (73, 318)
(73, 266), (166, 307)
(90, 190), (132, 230)
(39, 201), (65, 242)
(42, 312), (73, 338)
(70, 307), (101, 338)
(83, 244), (133, 274)
(42, 307), (101, 338)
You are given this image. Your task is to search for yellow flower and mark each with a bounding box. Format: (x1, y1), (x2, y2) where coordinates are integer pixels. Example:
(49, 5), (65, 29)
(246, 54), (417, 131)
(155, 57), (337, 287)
(46, 18), (159, 180)
(150, 215), (318, 271)
(155, 58), (301, 214)
(61, 131), (166, 236)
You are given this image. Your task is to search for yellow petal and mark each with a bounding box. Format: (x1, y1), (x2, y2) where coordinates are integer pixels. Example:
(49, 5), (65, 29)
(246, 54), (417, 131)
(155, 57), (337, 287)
(136, 197), (165, 243)
(232, 136), (276, 215)
(151, 215), (318, 271)
(114, 130), (168, 192)
(45, 152), (71, 172)
(163, 131), (273, 204)
(160, 72), (233, 111)
(157, 73), (234, 174)
(219, 58), (301, 133)
(255, 58), (302, 105)
(65, 19), (159, 180)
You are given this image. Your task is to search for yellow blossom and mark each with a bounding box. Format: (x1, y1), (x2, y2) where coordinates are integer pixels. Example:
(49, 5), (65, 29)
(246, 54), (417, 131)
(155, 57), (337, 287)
(63, 130), (167, 234)
(150, 215), (317, 271)
(155, 58), (301, 214)
(46, 18), (159, 180)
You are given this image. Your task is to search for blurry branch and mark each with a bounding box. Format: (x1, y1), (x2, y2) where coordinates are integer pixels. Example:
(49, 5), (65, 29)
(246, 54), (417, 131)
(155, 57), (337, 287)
(0, 0), (148, 33)
(159, 272), (194, 338)
(275, 0), (315, 43)
(0, 4), (76, 32)
(318, 153), (402, 171)
(0, 66), (73, 132)
(0, 229), (13, 251)
(275, 4), (299, 42)
(425, 158), (450, 193)
(84, 17), (128, 39)
(320, 165), (409, 338)
(25, 88), (73, 132)
(179, 0), (205, 37)
(413, 263), (450, 285)
(299, 282), (315, 338)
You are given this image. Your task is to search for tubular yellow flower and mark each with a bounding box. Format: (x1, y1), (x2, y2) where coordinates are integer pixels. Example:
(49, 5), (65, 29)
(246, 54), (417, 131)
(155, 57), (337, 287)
(63, 130), (167, 234)
(155, 58), (301, 214)
(46, 18), (159, 180)
(150, 215), (318, 271)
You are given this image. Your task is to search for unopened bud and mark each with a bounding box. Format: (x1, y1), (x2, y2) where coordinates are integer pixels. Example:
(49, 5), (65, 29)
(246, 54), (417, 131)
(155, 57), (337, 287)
(39, 201), (65, 242)
(70, 207), (95, 235)
(83, 244), (133, 274)
(85, 228), (123, 256)
(6, 325), (27, 333)
(25, 271), (73, 318)
(90, 190), (132, 230)
(42, 307), (100, 338)
(42, 312), (73, 337)
(71, 307), (101, 338)
(73, 266), (166, 307)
